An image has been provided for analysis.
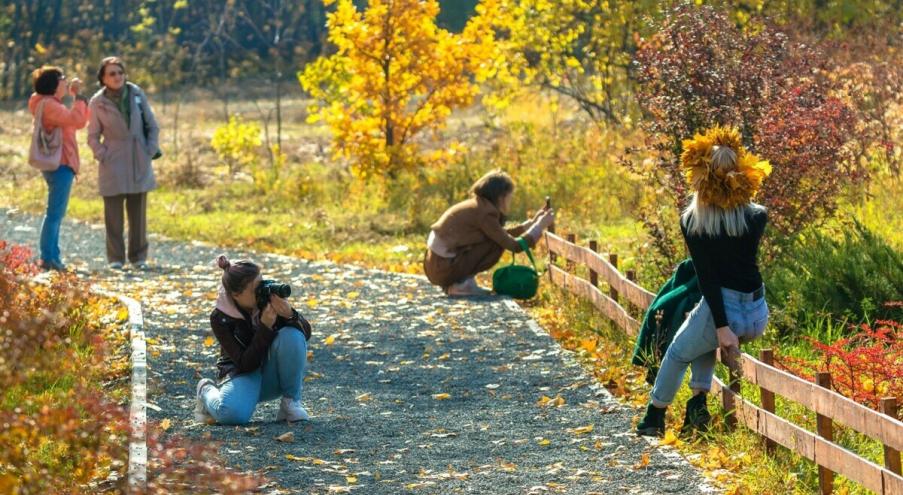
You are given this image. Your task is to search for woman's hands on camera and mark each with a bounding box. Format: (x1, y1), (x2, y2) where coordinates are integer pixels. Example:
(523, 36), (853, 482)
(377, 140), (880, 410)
(260, 296), (294, 329)
(270, 295), (294, 319)
(261, 304), (277, 329)
(68, 77), (82, 97)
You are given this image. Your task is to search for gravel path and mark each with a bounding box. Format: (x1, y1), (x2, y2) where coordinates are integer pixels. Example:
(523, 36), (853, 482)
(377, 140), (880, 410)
(2, 208), (715, 495)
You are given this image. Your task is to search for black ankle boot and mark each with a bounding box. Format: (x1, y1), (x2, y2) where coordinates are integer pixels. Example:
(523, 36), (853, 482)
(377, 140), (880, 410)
(681, 393), (711, 435)
(636, 403), (666, 437)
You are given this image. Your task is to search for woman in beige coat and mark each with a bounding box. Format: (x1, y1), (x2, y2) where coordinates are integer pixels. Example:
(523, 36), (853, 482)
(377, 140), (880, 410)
(87, 57), (159, 270)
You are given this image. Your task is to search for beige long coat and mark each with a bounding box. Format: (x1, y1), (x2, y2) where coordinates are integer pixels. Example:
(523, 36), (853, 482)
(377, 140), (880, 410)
(87, 82), (159, 197)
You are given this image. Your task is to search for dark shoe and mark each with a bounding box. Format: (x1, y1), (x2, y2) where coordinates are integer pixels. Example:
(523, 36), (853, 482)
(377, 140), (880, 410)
(681, 393), (711, 435)
(40, 260), (66, 272)
(636, 403), (666, 437)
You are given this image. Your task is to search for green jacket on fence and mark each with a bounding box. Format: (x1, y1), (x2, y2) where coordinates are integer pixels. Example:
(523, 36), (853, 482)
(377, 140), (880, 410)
(631, 258), (703, 385)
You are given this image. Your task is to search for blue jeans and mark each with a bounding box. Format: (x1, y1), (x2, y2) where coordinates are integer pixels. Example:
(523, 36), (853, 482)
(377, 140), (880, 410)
(202, 327), (308, 425)
(650, 286), (769, 408)
(39, 165), (75, 265)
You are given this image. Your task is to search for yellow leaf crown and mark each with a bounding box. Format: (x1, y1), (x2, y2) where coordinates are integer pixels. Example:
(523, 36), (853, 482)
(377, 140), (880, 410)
(680, 126), (772, 209)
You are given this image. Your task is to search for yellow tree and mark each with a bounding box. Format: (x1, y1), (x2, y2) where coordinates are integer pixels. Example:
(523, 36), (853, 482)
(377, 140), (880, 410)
(299, 0), (497, 178)
(474, 0), (662, 123)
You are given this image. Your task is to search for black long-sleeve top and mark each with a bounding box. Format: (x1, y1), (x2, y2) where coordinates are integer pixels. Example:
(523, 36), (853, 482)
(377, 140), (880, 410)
(680, 208), (768, 328)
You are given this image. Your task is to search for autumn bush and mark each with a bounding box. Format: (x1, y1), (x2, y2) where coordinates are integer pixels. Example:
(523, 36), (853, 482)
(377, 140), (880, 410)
(0, 241), (129, 493)
(778, 316), (902, 411)
(631, 3), (863, 262)
(0, 241), (263, 493)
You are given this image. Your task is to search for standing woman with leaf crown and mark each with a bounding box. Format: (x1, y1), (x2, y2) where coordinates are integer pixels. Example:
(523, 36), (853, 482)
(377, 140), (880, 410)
(636, 126), (773, 437)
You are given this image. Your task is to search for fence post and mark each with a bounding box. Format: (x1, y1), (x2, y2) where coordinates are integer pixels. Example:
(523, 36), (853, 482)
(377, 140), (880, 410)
(588, 240), (599, 287)
(566, 234), (576, 273)
(626, 269), (637, 314)
(881, 397), (902, 476)
(721, 349), (741, 429)
(548, 223), (557, 264)
(608, 253), (619, 302)
(759, 349), (777, 454)
(816, 372), (834, 495)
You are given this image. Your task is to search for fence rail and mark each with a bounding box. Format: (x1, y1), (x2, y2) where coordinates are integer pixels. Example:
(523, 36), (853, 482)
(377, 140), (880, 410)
(542, 231), (903, 495)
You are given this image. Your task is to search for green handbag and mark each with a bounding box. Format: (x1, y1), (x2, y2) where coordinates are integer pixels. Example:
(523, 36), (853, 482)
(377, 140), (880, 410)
(492, 237), (540, 299)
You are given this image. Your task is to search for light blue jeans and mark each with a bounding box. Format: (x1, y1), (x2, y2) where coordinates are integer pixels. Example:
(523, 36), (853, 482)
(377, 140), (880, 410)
(203, 327), (308, 425)
(650, 286), (769, 408)
(40, 165), (75, 266)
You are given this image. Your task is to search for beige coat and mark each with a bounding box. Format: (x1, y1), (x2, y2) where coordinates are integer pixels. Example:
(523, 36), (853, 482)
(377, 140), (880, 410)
(87, 82), (159, 196)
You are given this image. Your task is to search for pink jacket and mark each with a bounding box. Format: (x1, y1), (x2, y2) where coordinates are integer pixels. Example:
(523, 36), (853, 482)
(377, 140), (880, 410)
(28, 93), (90, 174)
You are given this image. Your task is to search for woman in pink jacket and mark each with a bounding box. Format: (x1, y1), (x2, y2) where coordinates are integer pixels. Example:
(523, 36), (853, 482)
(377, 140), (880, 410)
(28, 66), (90, 271)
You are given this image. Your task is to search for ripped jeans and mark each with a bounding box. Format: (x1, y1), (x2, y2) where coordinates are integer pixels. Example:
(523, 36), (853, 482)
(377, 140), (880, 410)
(650, 286), (769, 408)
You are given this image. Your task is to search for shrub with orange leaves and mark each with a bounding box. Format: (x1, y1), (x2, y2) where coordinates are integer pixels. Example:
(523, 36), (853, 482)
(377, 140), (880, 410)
(0, 241), (263, 493)
(778, 314), (903, 411)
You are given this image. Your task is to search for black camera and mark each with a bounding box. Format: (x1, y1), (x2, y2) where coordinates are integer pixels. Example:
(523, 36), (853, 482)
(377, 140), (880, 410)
(255, 279), (292, 310)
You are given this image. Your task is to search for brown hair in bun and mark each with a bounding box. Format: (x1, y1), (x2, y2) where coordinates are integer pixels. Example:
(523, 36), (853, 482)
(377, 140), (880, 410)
(216, 254), (260, 294)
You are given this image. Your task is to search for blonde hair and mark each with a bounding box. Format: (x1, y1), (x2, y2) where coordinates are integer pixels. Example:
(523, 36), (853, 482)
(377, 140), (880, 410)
(681, 145), (764, 237)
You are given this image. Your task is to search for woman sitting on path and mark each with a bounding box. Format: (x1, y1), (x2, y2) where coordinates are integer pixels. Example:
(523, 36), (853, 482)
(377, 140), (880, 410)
(28, 66), (90, 271)
(86, 56), (160, 271)
(636, 126), (772, 437)
(424, 169), (555, 296)
(195, 255), (312, 425)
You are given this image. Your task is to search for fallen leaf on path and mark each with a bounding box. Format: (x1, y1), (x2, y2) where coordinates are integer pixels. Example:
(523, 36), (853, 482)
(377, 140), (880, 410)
(432, 393), (450, 400)
(324, 334), (337, 346)
(537, 395), (566, 408)
(275, 431), (294, 443)
(203, 336), (214, 347)
(569, 424), (594, 435)
(660, 430), (682, 447)
(159, 418), (171, 431)
(334, 449), (356, 455)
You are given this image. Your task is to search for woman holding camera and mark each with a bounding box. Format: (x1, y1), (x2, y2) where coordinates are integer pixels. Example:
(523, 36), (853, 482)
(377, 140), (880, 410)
(86, 56), (159, 270)
(424, 169), (555, 296)
(195, 255), (312, 425)
(28, 66), (90, 271)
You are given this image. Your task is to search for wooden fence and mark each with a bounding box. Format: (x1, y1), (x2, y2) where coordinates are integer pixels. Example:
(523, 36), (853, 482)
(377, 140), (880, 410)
(543, 231), (903, 495)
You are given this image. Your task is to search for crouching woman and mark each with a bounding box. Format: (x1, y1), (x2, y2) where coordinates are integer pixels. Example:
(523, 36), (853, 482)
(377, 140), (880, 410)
(195, 255), (312, 425)
(424, 169), (555, 296)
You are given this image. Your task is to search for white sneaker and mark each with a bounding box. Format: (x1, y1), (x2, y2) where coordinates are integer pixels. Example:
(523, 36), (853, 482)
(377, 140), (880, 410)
(109, 262), (124, 270)
(464, 277), (491, 296)
(276, 397), (310, 422)
(447, 277), (490, 297)
(195, 378), (216, 424)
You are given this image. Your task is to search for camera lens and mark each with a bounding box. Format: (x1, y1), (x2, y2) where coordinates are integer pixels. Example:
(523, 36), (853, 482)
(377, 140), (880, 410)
(273, 283), (291, 298)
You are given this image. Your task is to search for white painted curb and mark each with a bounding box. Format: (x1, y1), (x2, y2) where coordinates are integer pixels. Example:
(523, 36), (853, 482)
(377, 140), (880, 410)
(93, 286), (147, 494)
